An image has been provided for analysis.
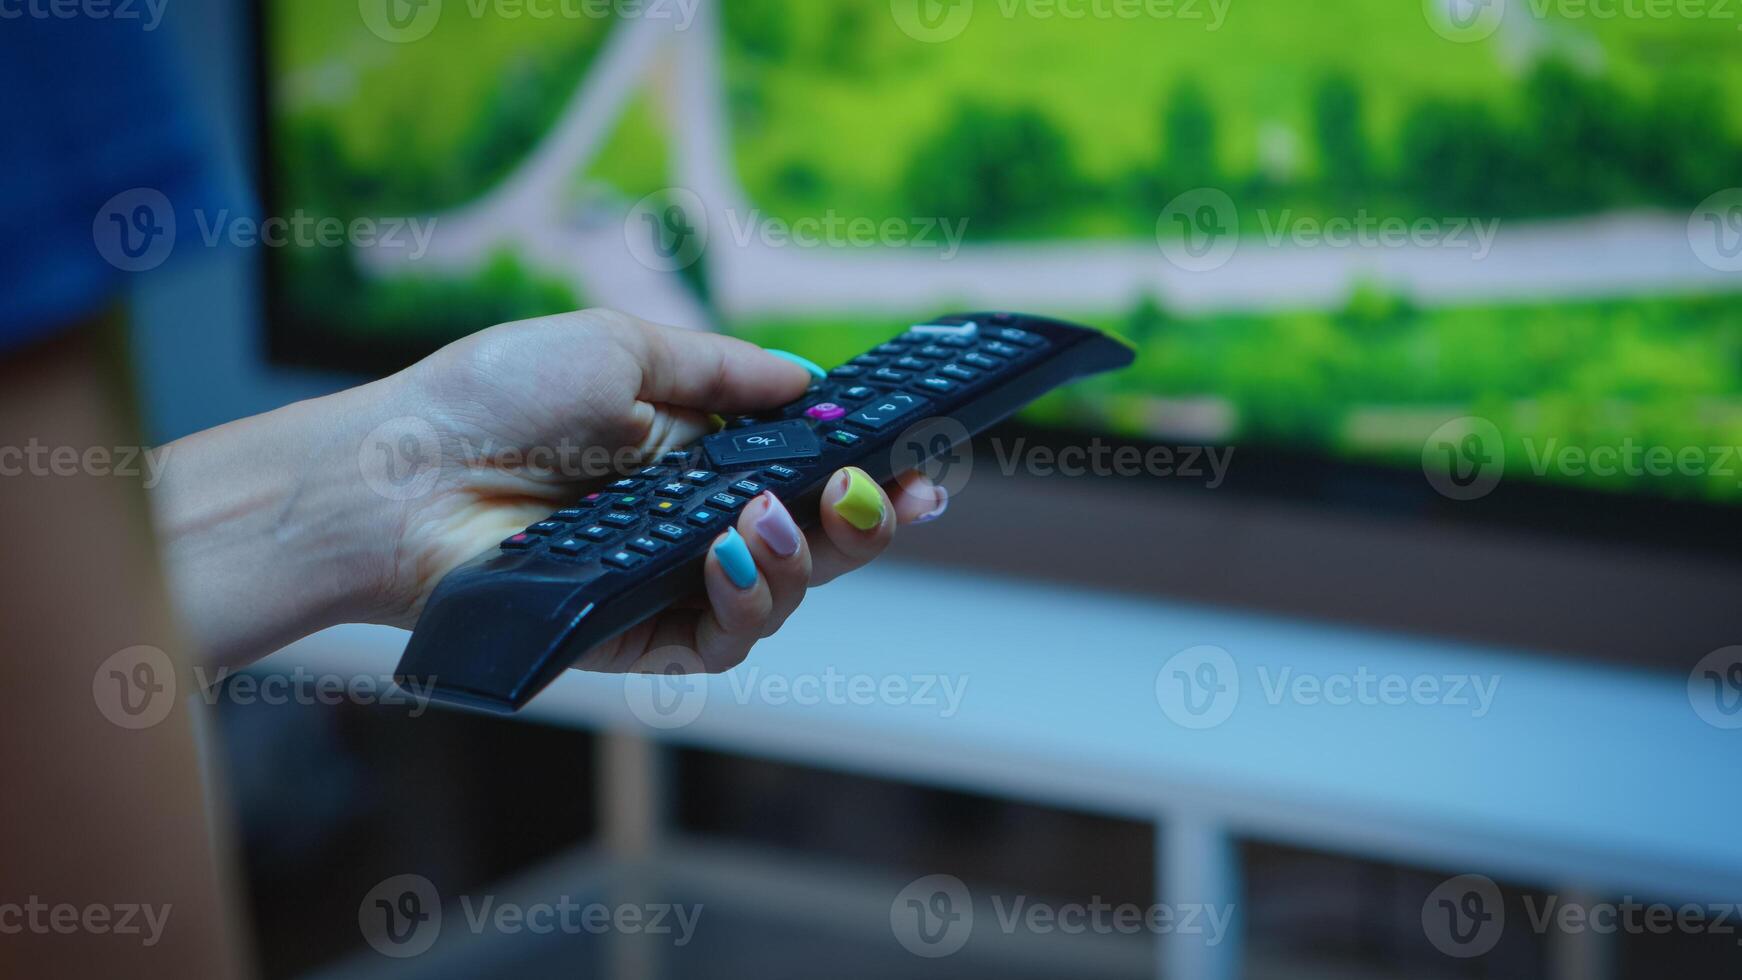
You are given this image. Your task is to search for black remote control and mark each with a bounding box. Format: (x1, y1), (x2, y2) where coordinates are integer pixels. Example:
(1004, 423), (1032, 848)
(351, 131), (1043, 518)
(395, 312), (1134, 712)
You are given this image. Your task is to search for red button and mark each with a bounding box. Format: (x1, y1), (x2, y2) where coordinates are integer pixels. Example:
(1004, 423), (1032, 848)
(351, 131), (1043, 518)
(805, 402), (847, 422)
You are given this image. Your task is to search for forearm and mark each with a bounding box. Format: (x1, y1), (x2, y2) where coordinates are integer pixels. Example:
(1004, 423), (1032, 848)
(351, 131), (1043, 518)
(149, 377), (406, 668)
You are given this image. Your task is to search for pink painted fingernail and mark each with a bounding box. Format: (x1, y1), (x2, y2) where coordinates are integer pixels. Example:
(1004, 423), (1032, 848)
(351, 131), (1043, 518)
(915, 485), (949, 524)
(753, 492), (802, 557)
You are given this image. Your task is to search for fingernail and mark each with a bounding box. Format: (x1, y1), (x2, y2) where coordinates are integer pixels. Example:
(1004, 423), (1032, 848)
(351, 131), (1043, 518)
(753, 493), (802, 558)
(764, 349), (826, 381)
(714, 528), (758, 590)
(707, 413), (727, 432)
(915, 484), (949, 524)
(832, 468), (885, 532)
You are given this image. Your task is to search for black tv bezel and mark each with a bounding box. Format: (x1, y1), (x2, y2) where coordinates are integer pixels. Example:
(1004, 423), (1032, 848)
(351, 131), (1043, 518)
(250, 1), (1742, 566)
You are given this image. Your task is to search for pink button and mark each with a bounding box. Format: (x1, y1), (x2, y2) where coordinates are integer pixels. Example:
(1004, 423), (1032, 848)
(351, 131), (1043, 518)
(805, 402), (847, 422)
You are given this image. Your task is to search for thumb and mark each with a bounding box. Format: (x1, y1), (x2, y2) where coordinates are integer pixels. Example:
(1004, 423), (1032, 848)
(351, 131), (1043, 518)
(610, 313), (813, 413)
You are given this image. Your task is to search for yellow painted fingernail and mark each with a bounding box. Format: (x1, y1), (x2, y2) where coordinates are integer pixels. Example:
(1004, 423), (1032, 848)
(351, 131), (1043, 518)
(832, 468), (884, 532)
(708, 413), (727, 432)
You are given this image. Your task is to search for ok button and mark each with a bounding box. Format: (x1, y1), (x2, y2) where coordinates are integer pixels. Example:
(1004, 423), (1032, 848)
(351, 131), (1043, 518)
(704, 419), (821, 468)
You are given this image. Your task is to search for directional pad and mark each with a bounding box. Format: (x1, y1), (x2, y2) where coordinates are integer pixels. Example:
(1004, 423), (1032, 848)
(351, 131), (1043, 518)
(703, 419), (822, 468)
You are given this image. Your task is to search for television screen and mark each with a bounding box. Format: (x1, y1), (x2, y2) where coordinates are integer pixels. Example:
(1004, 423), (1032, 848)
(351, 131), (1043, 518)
(262, 0), (1742, 505)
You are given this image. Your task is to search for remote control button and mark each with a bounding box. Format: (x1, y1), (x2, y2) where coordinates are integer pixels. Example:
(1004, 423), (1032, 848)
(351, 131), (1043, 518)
(845, 392), (929, 432)
(871, 367), (910, 384)
(550, 537), (589, 556)
(651, 500), (681, 517)
(703, 419), (822, 468)
(805, 402), (847, 422)
(992, 326), (1043, 347)
(917, 376), (957, 394)
(917, 344), (952, 359)
(651, 522), (691, 543)
(527, 521), (565, 536)
(940, 363), (980, 382)
(682, 469), (717, 484)
(895, 356), (930, 371)
(730, 479), (768, 497)
(910, 321), (979, 341)
(962, 352), (1002, 371)
(828, 365), (864, 379)
(686, 508), (723, 527)
(981, 340), (1023, 359)
(579, 524), (614, 542)
(851, 354), (884, 367)
(627, 536), (664, 556)
(707, 491), (747, 511)
(637, 466), (670, 479)
(615, 495), (643, 508)
(607, 478), (642, 492)
(581, 492), (606, 506)
(501, 533), (535, 551)
(603, 550), (643, 570)
(553, 508), (586, 521)
(600, 511), (638, 529)
(662, 450), (692, 466)
(657, 481), (696, 499)
(839, 385), (877, 402)
(827, 429), (862, 447)
(874, 341), (908, 354)
(933, 334), (976, 349)
(763, 464), (801, 481)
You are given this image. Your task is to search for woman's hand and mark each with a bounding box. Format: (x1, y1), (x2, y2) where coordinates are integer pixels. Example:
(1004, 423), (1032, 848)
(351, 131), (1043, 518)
(151, 309), (947, 672)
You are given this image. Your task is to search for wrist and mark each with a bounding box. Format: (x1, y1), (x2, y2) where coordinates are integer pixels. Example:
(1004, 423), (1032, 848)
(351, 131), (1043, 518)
(150, 375), (412, 666)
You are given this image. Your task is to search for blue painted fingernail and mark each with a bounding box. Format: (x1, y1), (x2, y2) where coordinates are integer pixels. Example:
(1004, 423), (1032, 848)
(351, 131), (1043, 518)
(915, 485), (949, 524)
(764, 349), (826, 380)
(714, 528), (758, 590)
